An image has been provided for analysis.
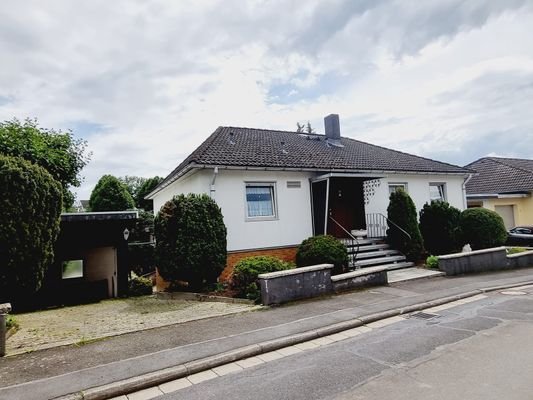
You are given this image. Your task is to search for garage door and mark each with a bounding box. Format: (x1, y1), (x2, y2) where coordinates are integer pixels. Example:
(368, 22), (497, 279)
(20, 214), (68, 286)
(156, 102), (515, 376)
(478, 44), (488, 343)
(494, 205), (515, 230)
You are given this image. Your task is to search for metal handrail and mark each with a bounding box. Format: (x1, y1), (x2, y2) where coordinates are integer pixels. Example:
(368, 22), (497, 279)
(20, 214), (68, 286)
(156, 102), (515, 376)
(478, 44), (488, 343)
(328, 215), (360, 259)
(379, 213), (411, 241)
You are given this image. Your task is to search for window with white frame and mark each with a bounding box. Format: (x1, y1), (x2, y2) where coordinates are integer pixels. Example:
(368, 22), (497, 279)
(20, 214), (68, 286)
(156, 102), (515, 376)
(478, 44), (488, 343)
(429, 183), (446, 202)
(245, 183), (277, 219)
(388, 183), (408, 194)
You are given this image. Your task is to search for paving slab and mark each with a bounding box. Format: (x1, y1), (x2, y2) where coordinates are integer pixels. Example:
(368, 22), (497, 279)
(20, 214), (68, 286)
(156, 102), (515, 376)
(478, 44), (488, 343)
(388, 267), (444, 283)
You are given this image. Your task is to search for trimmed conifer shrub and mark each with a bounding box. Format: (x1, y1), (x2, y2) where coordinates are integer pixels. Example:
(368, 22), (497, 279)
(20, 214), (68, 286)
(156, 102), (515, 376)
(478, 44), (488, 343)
(296, 235), (348, 274)
(154, 194), (227, 291)
(459, 208), (507, 250)
(386, 189), (424, 261)
(0, 155), (63, 304)
(419, 201), (461, 255)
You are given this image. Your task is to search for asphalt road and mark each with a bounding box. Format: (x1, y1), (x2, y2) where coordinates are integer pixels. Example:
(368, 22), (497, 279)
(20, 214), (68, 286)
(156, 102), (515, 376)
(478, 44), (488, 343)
(157, 286), (533, 400)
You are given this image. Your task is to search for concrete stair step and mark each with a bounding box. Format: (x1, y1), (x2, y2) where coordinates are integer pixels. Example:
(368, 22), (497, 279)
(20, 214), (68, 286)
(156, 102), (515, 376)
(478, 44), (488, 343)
(352, 243), (390, 252)
(351, 255), (407, 268)
(341, 238), (384, 246)
(351, 250), (400, 260)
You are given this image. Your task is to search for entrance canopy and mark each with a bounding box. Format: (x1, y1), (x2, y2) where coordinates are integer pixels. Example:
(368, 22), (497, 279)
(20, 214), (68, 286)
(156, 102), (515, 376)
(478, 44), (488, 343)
(311, 174), (384, 238)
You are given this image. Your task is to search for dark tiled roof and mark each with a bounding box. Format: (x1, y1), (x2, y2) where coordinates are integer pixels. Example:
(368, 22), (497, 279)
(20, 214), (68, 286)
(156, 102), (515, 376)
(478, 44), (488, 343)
(465, 157), (533, 195)
(156, 126), (470, 192)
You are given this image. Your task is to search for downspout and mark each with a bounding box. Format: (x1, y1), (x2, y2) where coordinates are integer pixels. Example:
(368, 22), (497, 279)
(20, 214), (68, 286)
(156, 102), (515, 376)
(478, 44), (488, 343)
(462, 173), (473, 210)
(210, 167), (219, 199)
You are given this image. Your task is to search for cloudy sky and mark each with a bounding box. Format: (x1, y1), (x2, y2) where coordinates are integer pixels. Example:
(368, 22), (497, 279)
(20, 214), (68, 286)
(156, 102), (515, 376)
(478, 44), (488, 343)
(1, 0), (533, 199)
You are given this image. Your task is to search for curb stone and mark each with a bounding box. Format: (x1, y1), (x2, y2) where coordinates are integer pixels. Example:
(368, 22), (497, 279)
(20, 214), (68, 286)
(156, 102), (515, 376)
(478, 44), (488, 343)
(46, 279), (533, 400)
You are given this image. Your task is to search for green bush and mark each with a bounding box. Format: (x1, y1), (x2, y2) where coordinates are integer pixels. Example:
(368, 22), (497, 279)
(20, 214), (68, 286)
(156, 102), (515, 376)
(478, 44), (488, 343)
(0, 155), (63, 304)
(296, 235), (348, 274)
(155, 194), (227, 291)
(386, 189), (424, 261)
(231, 256), (294, 300)
(426, 255), (439, 269)
(89, 174), (135, 211)
(507, 247), (527, 255)
(6, 315), (19, 331)
(419, 201), (461, 255)
(459, 208), (507, 250)
(128, 276), (153, 296)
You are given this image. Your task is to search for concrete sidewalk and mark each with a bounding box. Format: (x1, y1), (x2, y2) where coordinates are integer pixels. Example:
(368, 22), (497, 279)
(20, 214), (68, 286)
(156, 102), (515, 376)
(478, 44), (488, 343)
(1, 268), (533, 400)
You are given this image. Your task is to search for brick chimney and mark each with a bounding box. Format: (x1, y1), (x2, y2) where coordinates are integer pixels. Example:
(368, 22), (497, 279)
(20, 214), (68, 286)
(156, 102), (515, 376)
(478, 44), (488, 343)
(324, 114), (340, 140)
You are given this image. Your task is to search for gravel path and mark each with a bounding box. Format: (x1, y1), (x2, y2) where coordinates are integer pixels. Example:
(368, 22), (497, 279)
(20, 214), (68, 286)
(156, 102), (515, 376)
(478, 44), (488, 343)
(7, 296), (260, 355)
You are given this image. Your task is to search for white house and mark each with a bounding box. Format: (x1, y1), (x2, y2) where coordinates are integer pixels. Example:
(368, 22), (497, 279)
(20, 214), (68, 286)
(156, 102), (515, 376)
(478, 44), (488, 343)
(147, 115), (471, 279)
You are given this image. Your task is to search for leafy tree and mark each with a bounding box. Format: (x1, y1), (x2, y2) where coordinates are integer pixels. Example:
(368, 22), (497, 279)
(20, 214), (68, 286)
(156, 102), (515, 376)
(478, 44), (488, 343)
(89, 174), (135, 211)
(119, 176), (147, 201)
(296, 121), (315, 134)
(155, 194), (227, 291)
(306, 121), (315, 134)
(0, 118), (90, 209)
(459, 208), (507, 250)
(419, 201), (461, 255)
(135, 176), (163, 211)
(386, 189), (424, 261)
(296, 122), (305, 132)
(0, 155), (63, 304)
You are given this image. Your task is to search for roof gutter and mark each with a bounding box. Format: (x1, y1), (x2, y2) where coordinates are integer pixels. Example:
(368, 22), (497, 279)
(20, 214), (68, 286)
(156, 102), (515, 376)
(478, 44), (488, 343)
(147, 163), (471, 199)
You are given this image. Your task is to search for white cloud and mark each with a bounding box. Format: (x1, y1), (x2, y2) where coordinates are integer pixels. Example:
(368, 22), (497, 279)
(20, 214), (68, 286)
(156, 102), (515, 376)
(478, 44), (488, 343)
(0, 0), (532, 199)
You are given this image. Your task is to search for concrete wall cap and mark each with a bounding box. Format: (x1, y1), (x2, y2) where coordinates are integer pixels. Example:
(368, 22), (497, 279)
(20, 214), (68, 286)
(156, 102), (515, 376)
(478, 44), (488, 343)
(0, 303), (11, 313)
(438, 246), (507, 260)
(258, 263), (334, 279)
(331, 266), (388, 282)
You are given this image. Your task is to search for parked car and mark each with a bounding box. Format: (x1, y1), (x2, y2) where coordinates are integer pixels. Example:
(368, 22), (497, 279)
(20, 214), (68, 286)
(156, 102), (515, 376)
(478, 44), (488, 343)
(507, 226), (533, 247)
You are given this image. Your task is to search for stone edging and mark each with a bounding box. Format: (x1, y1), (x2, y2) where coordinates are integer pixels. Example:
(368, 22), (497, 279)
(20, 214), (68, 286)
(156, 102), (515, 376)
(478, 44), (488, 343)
(155, 291), (255, 305)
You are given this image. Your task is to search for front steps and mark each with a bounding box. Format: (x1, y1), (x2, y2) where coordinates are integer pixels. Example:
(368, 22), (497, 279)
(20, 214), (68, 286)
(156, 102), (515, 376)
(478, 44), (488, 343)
(339, 238), (414, 271)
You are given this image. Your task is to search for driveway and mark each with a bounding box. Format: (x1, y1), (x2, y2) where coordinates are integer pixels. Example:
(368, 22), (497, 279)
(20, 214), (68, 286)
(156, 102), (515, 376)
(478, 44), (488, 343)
(6, 296), (260, 355)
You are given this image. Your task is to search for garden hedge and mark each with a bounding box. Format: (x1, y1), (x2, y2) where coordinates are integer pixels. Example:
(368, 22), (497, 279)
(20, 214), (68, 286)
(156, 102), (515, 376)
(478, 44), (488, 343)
(459, 208), (507, 250)
(0, 155), (62, 303)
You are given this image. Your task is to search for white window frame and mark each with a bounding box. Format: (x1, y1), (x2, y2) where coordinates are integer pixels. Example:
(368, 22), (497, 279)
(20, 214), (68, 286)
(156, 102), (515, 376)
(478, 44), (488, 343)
(388, 182), (408, 194)
(62, 259), (84, 279)
(429, 182), (447, 202)
(244, 182), (278, 221)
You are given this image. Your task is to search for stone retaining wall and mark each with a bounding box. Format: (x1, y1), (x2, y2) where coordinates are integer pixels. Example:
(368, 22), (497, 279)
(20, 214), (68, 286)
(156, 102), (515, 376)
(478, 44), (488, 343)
(331, 266), (388, 293)
(258, 264), (333, 305)
(438, 247), (533, 275)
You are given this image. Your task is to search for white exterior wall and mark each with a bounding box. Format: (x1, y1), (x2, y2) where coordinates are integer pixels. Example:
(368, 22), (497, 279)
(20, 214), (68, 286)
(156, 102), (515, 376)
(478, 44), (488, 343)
(153, 169), (211, 214)
(152, 168), (314, 251)
(151, 168), (467, 251)
(365, 173), (466, 216)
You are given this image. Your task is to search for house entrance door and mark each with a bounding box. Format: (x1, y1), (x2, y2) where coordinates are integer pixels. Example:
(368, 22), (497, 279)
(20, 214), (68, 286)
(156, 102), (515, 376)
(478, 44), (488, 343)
(327, 178), (365, 237)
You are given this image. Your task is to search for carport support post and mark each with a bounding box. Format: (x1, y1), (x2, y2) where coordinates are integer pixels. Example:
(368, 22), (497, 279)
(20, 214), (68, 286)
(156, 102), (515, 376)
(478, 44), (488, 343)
(0, 303), (12, 357)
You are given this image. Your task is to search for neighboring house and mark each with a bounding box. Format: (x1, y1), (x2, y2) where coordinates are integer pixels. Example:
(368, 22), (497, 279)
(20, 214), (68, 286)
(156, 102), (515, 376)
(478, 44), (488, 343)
(147, 115), (471, 278)
(465, 157), (533, 229)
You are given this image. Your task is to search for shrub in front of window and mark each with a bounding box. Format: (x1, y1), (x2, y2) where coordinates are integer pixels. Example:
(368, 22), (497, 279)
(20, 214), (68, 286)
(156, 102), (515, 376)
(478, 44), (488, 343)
(128, 276), (153, 297)
(459, 208), (507, 250)
(231, 256), (294, 301)
(386, 189), (424, 262)
(296, 235), (348, 274)
(419, 201), (461, 255)
(155, 194), (227, 291)
(0, 155), (63, 305)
